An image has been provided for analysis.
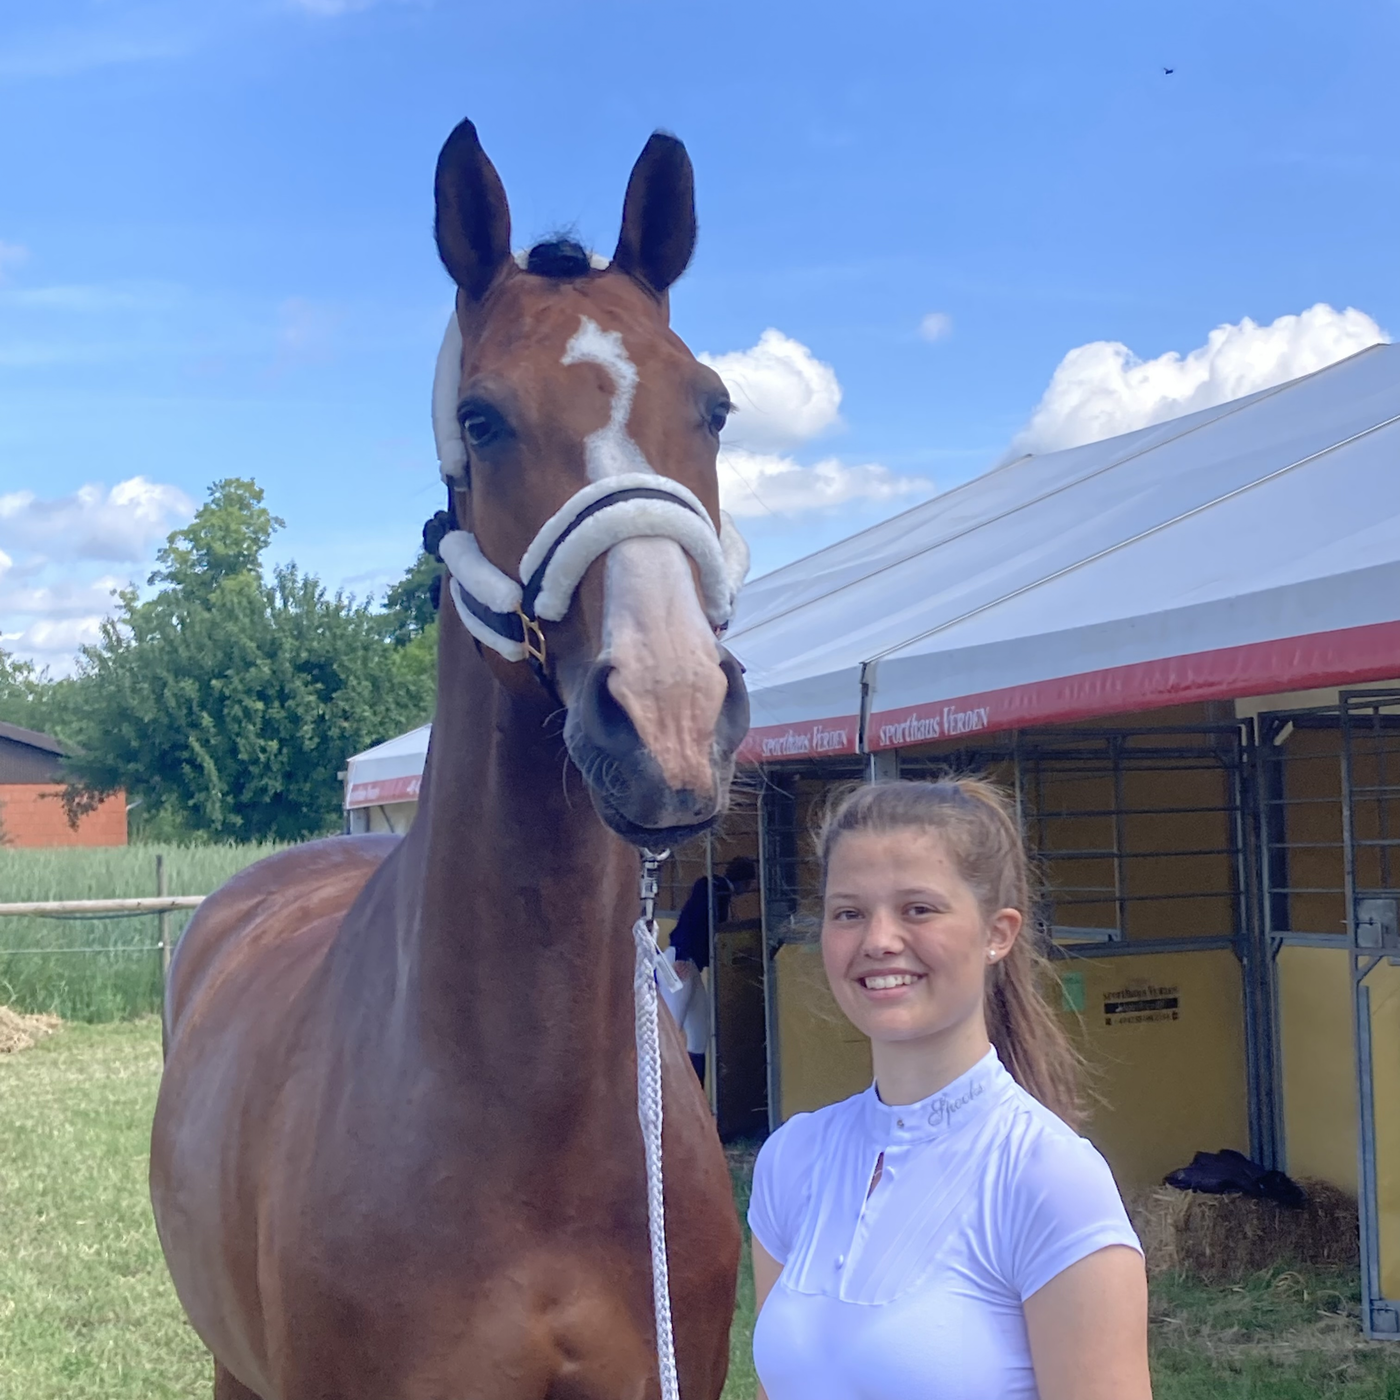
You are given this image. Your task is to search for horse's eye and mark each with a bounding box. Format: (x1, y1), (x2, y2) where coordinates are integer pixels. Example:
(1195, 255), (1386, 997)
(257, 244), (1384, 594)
(708, 400), (732, 436)
(459, 404), (503, 450)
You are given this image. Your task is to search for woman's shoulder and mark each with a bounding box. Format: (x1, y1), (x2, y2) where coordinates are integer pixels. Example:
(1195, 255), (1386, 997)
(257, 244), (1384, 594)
(754, 1090), (868, 1184)
(991, 1083), (1121, 1193)
(749, 1089), (870, 1264)
(986, 1083), (1140, 1298)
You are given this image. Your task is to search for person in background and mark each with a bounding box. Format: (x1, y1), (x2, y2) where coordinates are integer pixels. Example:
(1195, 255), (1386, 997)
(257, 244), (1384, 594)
(748, 780), (1150, 1400)
(662, 857), (756, 1082)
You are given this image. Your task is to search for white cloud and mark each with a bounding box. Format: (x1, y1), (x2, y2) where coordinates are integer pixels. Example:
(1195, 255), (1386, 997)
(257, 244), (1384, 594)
(0, 574), (125, 622)
(919, 311), (953, 343)
(0, 478), (191, 672)
(700, 329), (842, 452)
(1, 615), (106, 660)
(0, 24), (188, 81)
(1013, 303), (1390, 455)
(701, 329), (932, 515)
(5, 283), (145, 312)
(0, 477), (193, 562)
(289, 0), (382, 13)
(0, 241), (27, 282)
(719, 447), (931, 518)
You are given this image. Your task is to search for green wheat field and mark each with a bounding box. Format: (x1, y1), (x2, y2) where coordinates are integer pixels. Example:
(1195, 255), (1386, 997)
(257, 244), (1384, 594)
(0, 845), (288, 1021)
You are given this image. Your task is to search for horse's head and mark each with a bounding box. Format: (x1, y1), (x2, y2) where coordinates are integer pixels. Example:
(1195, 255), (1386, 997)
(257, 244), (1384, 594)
(431, 119), (750, 847)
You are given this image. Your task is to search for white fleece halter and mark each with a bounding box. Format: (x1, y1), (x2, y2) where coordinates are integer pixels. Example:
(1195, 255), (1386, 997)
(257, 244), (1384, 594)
(432, 311), (750, 665)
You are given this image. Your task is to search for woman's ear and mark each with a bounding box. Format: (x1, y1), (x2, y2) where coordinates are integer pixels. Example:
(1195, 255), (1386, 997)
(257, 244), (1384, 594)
(987, 907), (1023, 964)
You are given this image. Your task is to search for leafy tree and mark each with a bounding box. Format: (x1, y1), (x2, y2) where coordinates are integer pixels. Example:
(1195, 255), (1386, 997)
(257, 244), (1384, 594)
(59, 480), (435, 842)
(383, 549), (442, 646)
(150, 478), (284, 599)
(0, 647), (64, 735)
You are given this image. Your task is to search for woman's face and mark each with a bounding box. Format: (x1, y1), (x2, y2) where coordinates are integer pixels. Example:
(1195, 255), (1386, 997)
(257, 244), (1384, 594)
(821, 828), (1021, 1048)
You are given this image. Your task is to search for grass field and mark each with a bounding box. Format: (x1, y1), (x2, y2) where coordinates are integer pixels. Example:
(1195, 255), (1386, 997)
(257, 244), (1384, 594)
(0, 844), (287, 1021)
(4, 1020), (1400, 1398)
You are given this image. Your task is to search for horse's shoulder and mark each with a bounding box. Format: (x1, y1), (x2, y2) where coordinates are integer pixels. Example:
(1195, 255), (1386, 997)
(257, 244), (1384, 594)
(199, 833), (394, 914)
(167, 834), (398, 1029)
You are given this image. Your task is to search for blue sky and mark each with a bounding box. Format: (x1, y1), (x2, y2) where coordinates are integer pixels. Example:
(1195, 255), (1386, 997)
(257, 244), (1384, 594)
(2, 0), (1396, 669)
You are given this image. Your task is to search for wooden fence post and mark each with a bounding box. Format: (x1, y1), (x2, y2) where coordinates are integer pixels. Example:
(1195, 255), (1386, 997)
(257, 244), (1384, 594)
(157, 854), (171, 979)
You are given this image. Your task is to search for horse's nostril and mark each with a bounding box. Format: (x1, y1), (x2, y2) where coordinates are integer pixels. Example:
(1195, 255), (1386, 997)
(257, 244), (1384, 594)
(578, 662), (641, 760)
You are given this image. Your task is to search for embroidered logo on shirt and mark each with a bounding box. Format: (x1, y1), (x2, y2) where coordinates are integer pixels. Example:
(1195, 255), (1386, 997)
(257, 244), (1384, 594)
(927, 1078), (986, 1130)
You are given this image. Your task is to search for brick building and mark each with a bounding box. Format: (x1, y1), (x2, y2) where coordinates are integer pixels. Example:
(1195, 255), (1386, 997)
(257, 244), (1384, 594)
(0, 721), (127, 847)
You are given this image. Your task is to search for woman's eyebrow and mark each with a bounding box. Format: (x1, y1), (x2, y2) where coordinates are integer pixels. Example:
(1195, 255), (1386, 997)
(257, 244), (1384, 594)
(824, 885), (947, 901)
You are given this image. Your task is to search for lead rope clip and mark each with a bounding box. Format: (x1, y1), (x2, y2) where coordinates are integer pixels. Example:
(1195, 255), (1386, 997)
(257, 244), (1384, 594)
(633, 848), (681, 1400)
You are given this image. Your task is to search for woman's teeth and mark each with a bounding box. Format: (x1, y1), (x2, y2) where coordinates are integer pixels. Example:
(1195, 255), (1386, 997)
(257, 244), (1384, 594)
(861, 973), (918, 990)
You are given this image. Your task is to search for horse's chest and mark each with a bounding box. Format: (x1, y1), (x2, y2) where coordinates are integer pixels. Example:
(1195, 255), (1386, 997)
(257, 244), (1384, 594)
(275, 1246), (658, 1400)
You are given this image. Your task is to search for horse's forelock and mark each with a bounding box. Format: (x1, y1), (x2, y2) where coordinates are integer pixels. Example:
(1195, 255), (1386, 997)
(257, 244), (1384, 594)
(525, 239), (595, 280)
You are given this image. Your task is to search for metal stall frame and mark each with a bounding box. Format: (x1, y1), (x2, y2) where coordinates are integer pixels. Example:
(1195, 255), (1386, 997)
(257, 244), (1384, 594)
(1341, 691), (1400, 1337)
(1249, 691), (1400, 1337)
(758, 722), (1283, 1168)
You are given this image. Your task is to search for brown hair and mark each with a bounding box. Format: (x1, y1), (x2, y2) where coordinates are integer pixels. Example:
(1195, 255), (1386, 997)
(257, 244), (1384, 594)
(818, 777), (1084, 1128)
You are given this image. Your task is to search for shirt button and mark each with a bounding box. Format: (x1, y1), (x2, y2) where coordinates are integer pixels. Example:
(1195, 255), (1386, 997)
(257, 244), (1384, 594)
(835, 1254), (846, 1269)
(896, 1118), (905, 1128)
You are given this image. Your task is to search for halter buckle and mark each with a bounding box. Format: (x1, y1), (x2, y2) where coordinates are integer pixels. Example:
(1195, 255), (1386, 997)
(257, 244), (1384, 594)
(517, 610), (547, 667)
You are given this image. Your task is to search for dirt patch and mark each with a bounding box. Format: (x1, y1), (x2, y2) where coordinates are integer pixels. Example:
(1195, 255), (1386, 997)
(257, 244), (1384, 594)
(0, 1006), (62, 1054)
(1128, 1180), (1359, 1282)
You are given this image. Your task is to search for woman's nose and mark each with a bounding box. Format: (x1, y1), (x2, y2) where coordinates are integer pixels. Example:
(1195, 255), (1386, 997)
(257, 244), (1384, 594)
(861, 907), (904, 954)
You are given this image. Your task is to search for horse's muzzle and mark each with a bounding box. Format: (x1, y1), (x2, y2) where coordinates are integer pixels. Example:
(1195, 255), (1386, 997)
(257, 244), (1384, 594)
(563, 647), (749, 846)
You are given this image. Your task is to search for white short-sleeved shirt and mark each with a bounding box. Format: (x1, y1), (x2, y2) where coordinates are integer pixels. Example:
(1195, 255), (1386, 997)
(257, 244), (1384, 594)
(748, 1049), (1140, 1400)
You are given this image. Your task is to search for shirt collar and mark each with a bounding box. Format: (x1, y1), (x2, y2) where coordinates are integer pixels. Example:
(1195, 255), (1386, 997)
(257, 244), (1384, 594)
(861, 1047), (1010, 1147)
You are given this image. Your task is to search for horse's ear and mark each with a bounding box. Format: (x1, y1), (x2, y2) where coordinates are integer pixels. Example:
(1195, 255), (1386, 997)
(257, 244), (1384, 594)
(613, 132), (696, 300)
(435, 118), (512, 302)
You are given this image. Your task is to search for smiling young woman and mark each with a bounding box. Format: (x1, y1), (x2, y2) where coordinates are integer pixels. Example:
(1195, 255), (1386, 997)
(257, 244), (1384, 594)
(748, 779), (1152, 1400)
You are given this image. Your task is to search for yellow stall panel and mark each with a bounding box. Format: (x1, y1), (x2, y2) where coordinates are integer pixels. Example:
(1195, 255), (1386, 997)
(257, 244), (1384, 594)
(1058, 950), (1249, 1189)
(1365, 959), (1400, 1301)
(1277, 945), (1359, 1194)
(774, 939), (1247, 1192)
(775, 942), (872, 1119)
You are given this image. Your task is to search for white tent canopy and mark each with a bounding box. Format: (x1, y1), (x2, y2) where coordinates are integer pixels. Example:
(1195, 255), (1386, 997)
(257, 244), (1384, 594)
(344, 343), (1400, 792)
(344, 723), (431, 810)
(726, 343), (1400, 761)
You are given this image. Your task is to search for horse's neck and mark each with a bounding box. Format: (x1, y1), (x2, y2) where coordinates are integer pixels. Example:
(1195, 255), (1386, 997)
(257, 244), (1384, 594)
(404, 630), (639, 1095)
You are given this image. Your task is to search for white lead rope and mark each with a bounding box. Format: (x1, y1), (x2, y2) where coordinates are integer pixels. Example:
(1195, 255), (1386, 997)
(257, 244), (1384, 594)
(634, 850), (684, 1400)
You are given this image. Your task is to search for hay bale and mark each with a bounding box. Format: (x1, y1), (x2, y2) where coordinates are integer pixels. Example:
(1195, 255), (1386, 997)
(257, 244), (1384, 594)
(0, 1005), (61, 1054)
(1125, 1180), (1359, 1282)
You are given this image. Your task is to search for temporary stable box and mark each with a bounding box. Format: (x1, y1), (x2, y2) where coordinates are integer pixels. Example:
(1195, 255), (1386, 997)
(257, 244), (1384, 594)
(721, 343), (1400, 1336)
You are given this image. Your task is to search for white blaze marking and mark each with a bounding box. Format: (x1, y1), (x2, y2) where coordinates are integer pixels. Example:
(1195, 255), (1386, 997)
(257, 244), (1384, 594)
(560, 315), (724, 795)
(561, 316), (654, 480)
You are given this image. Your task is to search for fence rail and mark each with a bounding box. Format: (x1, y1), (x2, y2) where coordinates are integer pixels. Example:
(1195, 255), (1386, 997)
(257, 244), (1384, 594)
(0, 897), (205, 917)
(0, 858), (206, 981)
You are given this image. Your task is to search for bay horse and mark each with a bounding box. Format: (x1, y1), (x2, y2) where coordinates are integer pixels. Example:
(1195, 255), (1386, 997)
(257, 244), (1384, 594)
(150, 118), (749, 1400)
